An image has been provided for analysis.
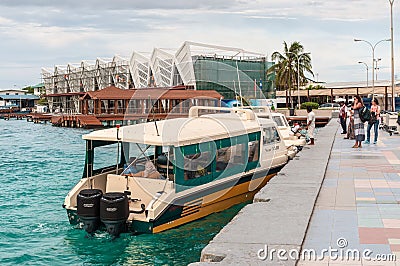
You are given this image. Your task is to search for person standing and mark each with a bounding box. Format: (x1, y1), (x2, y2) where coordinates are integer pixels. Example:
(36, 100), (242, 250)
(339, 101), (347, 134)
(344, 107), (355, 140)
(365, 98), (381, 144)
(352, 95), (365, 148)
(306, 106), (315, 145)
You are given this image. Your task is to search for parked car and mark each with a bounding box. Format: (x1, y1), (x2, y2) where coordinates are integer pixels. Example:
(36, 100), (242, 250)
(319, 103), (340, 109)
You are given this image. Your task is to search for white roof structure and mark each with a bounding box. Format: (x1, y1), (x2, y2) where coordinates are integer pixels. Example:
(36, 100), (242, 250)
(42, 41), (266, 94)
(150, 48), (174, 87)
(83, 108), (262, 146)
(130, 52), (150, 88)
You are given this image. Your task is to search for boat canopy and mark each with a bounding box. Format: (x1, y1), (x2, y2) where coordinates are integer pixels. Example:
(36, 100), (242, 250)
(82, 107), (261, 147)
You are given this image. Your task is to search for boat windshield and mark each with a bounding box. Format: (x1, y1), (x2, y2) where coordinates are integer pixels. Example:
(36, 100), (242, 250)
(272, 115), (289, 127)
(272, 116), (284, 127)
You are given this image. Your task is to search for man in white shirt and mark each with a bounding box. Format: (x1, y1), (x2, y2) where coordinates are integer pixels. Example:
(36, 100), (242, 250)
(306, 106), (315, 145)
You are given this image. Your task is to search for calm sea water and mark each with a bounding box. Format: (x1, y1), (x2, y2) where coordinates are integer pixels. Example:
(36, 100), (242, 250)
(0, 120), (245, 266)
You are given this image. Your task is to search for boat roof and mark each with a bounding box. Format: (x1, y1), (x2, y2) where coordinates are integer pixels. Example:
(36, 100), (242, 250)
(83, 108), (274, 146)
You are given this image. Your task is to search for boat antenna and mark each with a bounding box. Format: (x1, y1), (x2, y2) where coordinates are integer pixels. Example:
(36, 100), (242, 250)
(116, 124), (121, 174)
(235, 61), (243, 107)
(236, 60), (243, 106)
(149, 95), (160, 136)
(233, 80), (237, 102)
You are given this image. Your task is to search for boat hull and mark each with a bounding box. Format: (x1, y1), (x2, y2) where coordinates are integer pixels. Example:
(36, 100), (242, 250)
(67, 167), (282, 234)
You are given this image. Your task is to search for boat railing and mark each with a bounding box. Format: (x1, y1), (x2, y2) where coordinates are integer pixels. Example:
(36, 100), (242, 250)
(188, 106), (256, 120)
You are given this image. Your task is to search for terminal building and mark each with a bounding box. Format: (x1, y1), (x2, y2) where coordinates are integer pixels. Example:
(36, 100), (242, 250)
(42, 41), (274, 114)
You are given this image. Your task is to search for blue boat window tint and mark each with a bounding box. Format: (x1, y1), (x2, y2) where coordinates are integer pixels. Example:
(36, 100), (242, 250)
(263, 127), (279, 144)
(248, 140), (260, 163)
(183, 151), (213, 181)
(272, 116), (284, 126)
(175, 131), (261, 191)
(93, 143), (118, 171)
(263, 128), (272, 144)
(216, 147), (230, 172)
(272, 127), (280, 142)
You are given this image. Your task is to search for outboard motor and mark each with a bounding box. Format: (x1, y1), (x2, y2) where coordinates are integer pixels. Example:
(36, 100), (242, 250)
(77, 189), (103, 234)
(100, 192), (129, 237)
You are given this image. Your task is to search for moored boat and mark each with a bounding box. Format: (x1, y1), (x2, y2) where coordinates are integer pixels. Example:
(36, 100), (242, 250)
(63, 106), (289, 236)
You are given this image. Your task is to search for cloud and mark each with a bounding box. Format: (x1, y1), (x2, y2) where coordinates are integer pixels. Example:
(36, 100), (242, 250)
(0, 0), (399, 88)
(0, 0), (235, 10)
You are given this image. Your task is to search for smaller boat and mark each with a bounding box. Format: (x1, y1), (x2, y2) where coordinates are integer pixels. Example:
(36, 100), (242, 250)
(244, 107), (306, 158)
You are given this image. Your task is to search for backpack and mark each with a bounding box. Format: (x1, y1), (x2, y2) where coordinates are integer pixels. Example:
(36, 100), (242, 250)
(368, 111), (377, 124)
(360, 106), (371, 123)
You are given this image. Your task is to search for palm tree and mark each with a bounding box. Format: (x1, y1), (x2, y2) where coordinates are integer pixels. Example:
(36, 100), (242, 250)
(268, 41), (313, 108)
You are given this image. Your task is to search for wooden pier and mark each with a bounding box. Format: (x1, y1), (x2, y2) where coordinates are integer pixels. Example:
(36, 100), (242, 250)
(0, 113), (28, 120)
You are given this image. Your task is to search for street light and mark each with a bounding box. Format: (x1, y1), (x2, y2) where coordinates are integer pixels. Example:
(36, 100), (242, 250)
(358, 61), (369, 89)
(389, 0), (395, 111)
(354, 38), (390, 98)
(374, 58), (381, 81)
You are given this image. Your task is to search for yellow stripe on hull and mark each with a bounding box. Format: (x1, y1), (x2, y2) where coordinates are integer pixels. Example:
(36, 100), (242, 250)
(153, 173), (275, 233)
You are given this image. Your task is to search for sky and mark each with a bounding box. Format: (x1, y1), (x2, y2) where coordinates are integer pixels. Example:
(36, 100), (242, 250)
(0, 0), (398, 89)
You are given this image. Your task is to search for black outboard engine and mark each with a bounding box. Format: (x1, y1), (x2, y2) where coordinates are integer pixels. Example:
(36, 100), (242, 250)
(100, 192), (129, 237)
(77, 189), (103, 234)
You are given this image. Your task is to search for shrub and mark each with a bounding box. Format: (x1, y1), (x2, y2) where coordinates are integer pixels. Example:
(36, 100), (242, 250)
(300, 102), (319, 110)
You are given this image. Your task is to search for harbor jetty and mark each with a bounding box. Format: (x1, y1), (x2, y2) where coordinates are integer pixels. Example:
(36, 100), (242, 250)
(192, 119), (338, 265)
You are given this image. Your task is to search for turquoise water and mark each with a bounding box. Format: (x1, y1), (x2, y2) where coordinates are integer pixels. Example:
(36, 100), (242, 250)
(0, 120), (244, 265)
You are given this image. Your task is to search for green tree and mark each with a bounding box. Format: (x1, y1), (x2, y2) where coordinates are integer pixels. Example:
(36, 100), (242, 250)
(268, 41), (313, 108)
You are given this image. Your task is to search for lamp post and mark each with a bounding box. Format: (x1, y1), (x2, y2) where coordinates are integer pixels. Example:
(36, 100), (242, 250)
(358, 61), (369, 89)
(374, 58), (381, 81)
(354, 38), (390, 98)
(389, 0), (395, 111)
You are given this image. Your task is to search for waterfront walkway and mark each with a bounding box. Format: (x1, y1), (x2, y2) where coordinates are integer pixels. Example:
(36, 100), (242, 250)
(300, 127), (400, 265)
(195, 121), (400, 265)
(195, 120), (338, 265)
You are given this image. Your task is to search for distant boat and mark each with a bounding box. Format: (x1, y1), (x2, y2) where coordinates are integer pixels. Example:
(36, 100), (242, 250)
(63, 106), (289, 236)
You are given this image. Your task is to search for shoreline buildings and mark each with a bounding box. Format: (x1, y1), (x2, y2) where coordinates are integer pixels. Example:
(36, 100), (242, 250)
(42, 41), (275, 114)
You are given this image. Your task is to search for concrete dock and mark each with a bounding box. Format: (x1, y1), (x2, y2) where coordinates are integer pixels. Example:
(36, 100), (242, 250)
(193, 120), (400, 265)
(192, 120), (337, 265)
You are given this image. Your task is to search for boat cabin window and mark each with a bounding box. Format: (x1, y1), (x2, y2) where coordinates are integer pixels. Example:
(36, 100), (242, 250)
(183, 151), (213, 180)
(263, 127), (280, 144)
(283, 118), (289, 127)
(93, 143), (120, 171)
(83, 140), (126, 177)
(122, 143), (174, 180)
(215, 143), (246, 173)
(248, 140), (260, 162)
(272, 116), (284, 127)
(174, 132), (261, 191)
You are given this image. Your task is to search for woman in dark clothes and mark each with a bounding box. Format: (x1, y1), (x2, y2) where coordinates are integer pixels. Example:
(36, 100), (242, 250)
(352, 95), (365, 148)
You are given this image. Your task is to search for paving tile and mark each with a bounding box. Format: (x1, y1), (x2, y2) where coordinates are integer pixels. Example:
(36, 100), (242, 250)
(299, 127), (399, 266)
(385, 229), (400, 239)
(388, 239), (400, 245)
(357, 192), (377, 197)
(359, 228), (388, 244)
(376, 196), (397, 204)
(358, 218), (384, 228)
(383, 220), (400, 229)
(390, 244), (400, 252)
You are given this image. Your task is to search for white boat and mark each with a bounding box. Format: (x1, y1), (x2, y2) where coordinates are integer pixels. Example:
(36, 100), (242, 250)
(244, 107), (306, 159)
(63, 106), (289, 235)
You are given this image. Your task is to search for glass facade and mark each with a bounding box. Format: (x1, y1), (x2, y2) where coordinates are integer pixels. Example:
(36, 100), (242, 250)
(193, 56), (275, 100)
